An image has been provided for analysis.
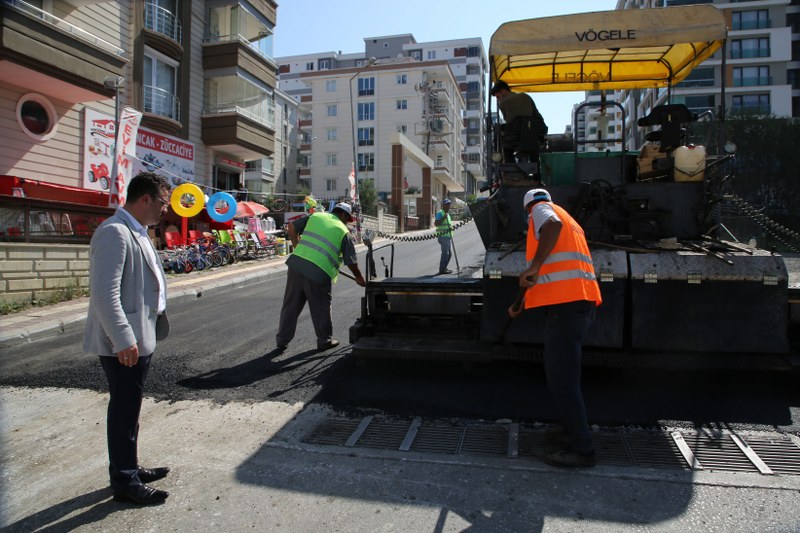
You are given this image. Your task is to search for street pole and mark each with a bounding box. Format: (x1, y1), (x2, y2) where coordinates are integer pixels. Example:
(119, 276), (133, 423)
(349, 57), (376, 242)
(104, 76), (124, 189)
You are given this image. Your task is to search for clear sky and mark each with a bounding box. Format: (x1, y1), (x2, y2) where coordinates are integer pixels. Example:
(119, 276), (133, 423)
(273, 0), (619, 133)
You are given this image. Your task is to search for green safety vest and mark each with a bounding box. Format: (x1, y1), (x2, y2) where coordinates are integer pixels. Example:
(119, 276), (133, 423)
(293, 212), (349, 281)
(435, 210), (452, 238)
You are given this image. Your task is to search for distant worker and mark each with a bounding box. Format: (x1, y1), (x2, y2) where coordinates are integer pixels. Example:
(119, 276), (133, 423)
(276, 202), (366, 352)
(434, 198), (453, 275)
(509, 188), (602, 468)
(491, 80), (547, 162)
(236, 183), (248, 201)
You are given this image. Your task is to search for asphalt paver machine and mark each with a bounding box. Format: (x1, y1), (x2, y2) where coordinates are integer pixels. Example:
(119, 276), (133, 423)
(350, 5), (799, 368)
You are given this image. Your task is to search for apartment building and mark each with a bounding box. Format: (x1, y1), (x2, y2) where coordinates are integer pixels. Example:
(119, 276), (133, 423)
(276, 34), (487, 208)
(613, 0), (797, 150)
(0, 0), (280, 199)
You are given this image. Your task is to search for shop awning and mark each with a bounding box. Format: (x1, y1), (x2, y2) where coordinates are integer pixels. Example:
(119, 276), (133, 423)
(489, 5), (727, 92)
(0, 175), (110, 207)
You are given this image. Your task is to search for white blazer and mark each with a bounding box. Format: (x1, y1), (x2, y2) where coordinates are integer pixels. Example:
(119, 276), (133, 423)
(83, 209), (169, 356)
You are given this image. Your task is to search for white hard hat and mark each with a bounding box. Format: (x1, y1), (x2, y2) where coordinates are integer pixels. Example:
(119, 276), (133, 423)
(523, 188), (552, 209)
(333, 202), (354, 221)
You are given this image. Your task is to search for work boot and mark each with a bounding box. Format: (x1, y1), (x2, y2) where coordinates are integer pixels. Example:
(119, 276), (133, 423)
(544, 448), (597, 468)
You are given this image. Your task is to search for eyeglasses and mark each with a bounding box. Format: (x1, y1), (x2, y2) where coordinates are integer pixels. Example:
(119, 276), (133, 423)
(153, 195), (169, 207)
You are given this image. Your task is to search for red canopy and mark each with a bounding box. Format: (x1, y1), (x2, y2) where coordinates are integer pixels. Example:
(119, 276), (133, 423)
(0, 175), (110, 206)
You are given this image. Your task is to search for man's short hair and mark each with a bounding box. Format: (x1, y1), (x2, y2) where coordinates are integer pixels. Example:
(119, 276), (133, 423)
(491, 80), (511, 95)
(126, 172), (170, 203)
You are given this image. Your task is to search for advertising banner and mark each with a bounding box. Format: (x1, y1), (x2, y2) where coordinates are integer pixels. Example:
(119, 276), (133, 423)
(83, 108), (196, 195)
(109, 106), (142, 208)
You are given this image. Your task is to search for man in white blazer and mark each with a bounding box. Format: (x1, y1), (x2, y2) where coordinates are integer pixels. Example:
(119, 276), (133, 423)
(84, 172), (172, 505)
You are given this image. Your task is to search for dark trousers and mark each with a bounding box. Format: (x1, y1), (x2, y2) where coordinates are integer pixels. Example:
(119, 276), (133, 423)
(100, 354), (151, 491)
(542, 300), (596, 455)
(276, 268), (333, 348)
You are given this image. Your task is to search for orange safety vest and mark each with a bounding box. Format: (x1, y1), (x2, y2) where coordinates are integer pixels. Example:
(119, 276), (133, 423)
(524, 203), (602, 309)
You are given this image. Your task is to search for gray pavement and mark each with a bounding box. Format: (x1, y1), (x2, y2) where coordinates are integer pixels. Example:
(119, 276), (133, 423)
(3, 247), (800, 531)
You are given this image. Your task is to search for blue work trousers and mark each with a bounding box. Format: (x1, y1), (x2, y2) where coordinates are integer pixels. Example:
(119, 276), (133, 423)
(542, 299), (596, 455)
(438, 236), (452, 273)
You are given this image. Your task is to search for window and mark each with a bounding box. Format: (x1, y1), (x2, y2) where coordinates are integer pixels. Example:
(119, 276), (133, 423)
(410, 50), (422, 61)
(326, 179), (338, 191)
(357, 153), (375, 171)
(325, 80), (336, 92)
(358, 127), (374, 146)
(327, 104), (337, 117)
(467, 81), (480, 93)
(319, 58), (331, 70)
(732, 38), (769, 59)
(396, 74), (407, 85)
(358, 77), (375, 96)
(466, 153), (481, 164)
(326, 128), (337, 141)
(732, 10), (769, 31)
(305, 62), (314, 70)
(16, 93), (57, 141)
(325, 153), (337, 166)
(427, 50), (436, 60)
(732, 94), (770, 113)
(144, 47), (179, 120)
(397, 124), (408, 134)
(734, 66), (770, 87)
(467, 46), (480, 57)
(357, 102), (375, 121)
(396, 99), (408, 110)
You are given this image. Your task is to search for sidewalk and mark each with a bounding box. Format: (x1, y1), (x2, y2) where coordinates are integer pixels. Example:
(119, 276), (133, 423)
(0, 255), (291, 347)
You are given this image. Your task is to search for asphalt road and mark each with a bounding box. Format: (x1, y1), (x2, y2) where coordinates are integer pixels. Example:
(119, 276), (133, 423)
(1, 222), (799, 435)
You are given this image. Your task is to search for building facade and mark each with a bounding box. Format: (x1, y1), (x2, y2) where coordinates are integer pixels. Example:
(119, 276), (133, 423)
(0, 0), (281, 199)
(614, 0), (797, 150)
(276, 34), (487, 209)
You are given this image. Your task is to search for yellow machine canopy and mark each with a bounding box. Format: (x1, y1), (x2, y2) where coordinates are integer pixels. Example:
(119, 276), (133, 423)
(489, 5), (728, 93)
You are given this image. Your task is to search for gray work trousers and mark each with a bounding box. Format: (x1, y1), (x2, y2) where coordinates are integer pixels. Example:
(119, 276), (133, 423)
(276, 268), (333, 349)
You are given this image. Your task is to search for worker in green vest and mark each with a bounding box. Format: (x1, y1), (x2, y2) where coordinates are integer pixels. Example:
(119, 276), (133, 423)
(276, 203), (366, 352)
(434, 198), (453, 274)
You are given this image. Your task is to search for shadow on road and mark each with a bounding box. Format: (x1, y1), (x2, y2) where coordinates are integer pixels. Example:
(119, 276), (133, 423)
(176, 347), (343, 393)
(0, 488), (120, 533)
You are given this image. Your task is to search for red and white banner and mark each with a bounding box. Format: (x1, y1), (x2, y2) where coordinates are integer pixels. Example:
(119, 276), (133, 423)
(347, 162), (357, 202)
(109, 106), (142, 208)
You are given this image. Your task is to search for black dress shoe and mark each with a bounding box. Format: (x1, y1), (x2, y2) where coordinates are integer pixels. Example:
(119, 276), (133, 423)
(113, 484), (169, 505)
(138, 466), (170, 483)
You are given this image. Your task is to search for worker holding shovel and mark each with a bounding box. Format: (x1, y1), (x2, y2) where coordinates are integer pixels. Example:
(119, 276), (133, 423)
(508, 189), (602, 468)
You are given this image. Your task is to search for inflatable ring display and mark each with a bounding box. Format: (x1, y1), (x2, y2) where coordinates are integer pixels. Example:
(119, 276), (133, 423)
(170, 183), (205, 217)
(206, 192), (237, 223)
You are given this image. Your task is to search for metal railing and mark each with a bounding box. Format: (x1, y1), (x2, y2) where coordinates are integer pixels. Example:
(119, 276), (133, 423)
(733, 76), (773, 87)
(6, 0), (125, 56)
(144, 0), (181, 43)
(144, 84), (180, 121)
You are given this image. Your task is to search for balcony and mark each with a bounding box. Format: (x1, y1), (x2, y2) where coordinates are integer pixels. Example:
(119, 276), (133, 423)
(203, 40), (276, 90)
(734, 76), (773, 87)
(731, 49), (770, 59)
(732, 20), (771, 31)
(0, 0), (127, 103)
(145, 0), (181, 43)
(298, 119), (313, 129)
(140, 84), (181, 134)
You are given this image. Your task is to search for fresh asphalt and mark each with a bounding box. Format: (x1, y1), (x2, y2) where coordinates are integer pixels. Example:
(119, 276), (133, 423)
(2, 235), (800, 531)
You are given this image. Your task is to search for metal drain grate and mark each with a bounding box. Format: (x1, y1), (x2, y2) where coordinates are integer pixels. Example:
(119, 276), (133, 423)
(304, 416), (800, 476)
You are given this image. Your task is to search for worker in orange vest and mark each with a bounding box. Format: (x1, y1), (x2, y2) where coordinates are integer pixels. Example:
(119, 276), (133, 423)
(509, 188), (602, 468)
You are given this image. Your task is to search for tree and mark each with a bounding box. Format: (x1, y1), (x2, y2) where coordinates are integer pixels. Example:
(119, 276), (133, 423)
(358, 178), (377, 215)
